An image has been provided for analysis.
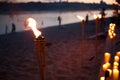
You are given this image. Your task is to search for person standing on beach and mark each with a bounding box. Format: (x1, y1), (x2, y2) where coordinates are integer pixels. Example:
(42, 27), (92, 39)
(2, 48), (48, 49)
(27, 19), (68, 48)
(100, 8), (106, 32)
(11, 23), (16, 33)
(41, 20), (44, 27)
(58, 16), (62, 27)
(85, 14), (89, 23)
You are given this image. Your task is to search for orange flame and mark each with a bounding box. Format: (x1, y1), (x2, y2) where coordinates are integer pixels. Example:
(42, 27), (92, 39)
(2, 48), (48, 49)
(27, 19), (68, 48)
(76, 15), (84, 21)
(93, 14), (102, 19)
(26, 18), (41, 38)
(93, 14), (98, 19)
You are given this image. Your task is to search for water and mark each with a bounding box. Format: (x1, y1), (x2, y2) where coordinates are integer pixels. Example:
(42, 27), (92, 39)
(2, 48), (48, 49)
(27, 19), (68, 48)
(0, 10), (113, 35)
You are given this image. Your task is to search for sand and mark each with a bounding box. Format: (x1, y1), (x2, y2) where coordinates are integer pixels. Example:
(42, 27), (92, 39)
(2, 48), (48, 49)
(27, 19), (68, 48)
(0, 20), (110, 80)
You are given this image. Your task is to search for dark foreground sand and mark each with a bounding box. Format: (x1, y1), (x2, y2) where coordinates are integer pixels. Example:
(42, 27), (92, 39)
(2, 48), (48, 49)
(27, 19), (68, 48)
(0, 20), (110, 80)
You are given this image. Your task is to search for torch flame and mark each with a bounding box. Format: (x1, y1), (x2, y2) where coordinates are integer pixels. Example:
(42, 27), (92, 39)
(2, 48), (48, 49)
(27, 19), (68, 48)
(108, 23), (116, 39)
(26, 18), (41, 38)
(93, 14), (98, 19)
(93, 14), (102, 19)
(98, 14), (102, 19)
(77, 15), (84, 21)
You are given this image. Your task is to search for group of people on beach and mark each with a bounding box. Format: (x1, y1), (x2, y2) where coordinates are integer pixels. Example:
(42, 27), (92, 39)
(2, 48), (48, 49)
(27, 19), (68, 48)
(4, 8), (120, 35)
(57, 14), (89, 28)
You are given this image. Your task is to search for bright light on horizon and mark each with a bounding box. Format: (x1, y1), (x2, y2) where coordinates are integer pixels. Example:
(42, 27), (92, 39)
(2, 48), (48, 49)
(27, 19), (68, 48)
(0, 0), (116, 4)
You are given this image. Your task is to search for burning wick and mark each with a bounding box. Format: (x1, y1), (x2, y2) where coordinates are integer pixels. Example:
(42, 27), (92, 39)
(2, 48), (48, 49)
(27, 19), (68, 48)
(25, 18), (41, 38)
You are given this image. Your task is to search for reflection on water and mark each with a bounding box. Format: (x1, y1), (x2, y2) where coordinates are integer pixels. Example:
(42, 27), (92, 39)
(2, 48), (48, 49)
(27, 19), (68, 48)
(0, 10), (113, 35)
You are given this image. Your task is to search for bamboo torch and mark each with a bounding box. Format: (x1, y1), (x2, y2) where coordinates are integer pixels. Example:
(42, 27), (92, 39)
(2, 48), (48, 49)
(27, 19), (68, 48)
(77, 15), (85, 48)
(93, 14), (101, 58)
(77, 15), (85, 66)
(25, 18), (46, 80)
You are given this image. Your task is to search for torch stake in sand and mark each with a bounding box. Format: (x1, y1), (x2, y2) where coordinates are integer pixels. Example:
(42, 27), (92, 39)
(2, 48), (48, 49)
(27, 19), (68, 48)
(94, 14), (101, 58)
(95, 16), (98, 56)
(77, 15), (85, 66)
(34, 36), (46, 80)
(25, 18), (46, 80)
(77, 15), (85, 48)
(81, 19), (85, 47)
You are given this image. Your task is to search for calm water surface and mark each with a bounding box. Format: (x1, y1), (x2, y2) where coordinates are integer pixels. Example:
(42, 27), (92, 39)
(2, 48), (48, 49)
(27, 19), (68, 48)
(0, 10), (113, 35)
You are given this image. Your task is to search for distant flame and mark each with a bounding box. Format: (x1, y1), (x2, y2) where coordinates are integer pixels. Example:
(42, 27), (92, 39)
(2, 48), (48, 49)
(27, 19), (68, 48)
(77, 15), (84, 21)
(93, 14), (98, 19)
(93, 14), (102, 19)
(98, 14), (102, 19)
(26, 18), (41, 38)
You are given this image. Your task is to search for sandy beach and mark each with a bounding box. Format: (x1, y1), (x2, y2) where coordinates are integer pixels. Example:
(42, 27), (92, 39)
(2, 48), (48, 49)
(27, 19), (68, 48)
(0, 19), (111, 80)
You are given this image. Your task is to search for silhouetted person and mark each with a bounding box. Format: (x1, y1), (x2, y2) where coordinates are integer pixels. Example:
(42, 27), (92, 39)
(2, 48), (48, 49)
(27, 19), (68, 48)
(100, 8), (106, 32)
(41, 20), (44, 27)
(12, 23), (16, 33)
(100, 8), (106, 17)
(58, 16), (62, 27)
(86, 14), (89, 23)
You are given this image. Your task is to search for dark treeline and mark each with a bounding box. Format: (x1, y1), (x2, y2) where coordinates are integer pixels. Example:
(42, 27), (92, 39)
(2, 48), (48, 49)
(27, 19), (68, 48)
(0, 2), (116, 14)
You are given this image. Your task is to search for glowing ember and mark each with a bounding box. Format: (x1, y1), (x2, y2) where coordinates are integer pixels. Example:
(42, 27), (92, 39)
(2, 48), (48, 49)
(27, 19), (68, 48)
(26, 18), (41, 38)
(76, 15), (84, 21)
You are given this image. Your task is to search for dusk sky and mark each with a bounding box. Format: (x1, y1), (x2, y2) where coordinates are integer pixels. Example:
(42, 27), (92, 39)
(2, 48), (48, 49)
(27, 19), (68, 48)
(0, 0), (116, 4)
